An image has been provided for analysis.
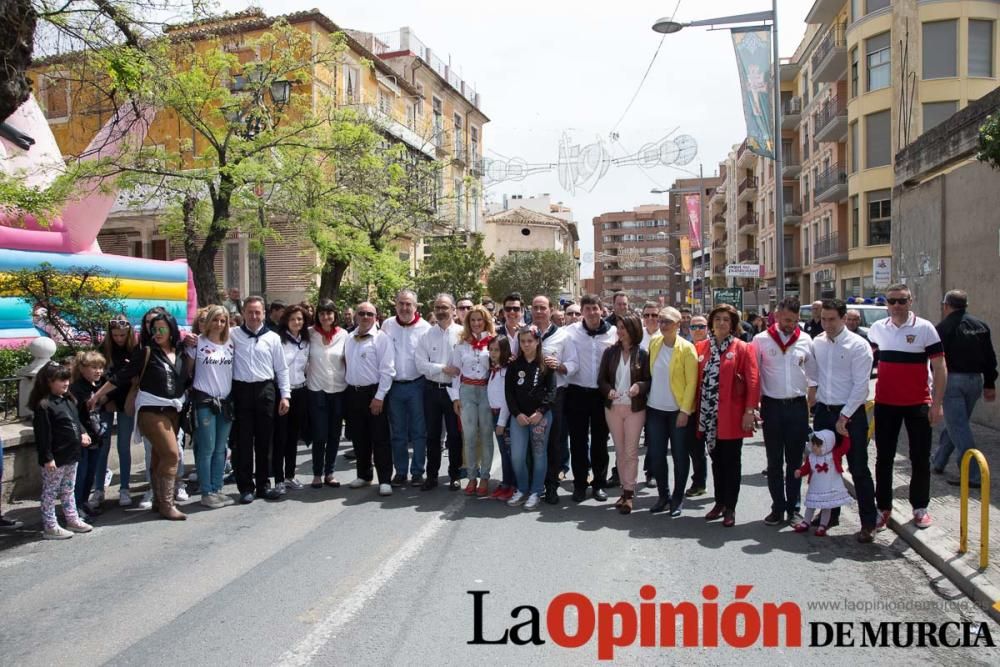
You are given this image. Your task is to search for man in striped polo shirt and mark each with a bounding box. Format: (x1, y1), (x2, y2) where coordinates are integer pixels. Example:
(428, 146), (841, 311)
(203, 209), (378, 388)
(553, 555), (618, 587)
(868, 284), (947, 530)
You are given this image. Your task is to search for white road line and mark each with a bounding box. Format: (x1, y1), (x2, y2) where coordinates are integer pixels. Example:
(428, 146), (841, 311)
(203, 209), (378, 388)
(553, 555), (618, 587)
(276, 496), (466, 667)
(0, 556), (27, 569)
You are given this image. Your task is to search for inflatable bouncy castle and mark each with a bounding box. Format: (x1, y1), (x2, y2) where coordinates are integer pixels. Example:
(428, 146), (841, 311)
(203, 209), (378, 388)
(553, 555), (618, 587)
(0, 97), (197, 348)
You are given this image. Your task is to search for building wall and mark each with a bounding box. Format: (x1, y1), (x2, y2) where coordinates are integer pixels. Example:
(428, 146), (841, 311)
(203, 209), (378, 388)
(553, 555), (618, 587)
(593, 206), (678, 302)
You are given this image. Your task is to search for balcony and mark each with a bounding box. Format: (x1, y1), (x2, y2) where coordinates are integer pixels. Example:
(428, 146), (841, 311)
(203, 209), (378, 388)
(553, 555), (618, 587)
(813, 232), (848, 263)
(782, 201), (803, 224)
(814, 164), (848, 203)
(712, 238), (727, 254)
(737, 212), (758, 236)
(469, 149), (483, 176)
(781, 96), (802, 129)
(738, 248), (758, 263)
(814, 96), (848, 143)
(811, 23), (847, 83)
(782, 145), (801, 178)
(736, 139), (755, 168)
(713, 214), (726, 228)
(709, 186), (726, 208)
(806, 0), (844, 25)
(737, 176), (758, 202)
(453, 141), (467, 164)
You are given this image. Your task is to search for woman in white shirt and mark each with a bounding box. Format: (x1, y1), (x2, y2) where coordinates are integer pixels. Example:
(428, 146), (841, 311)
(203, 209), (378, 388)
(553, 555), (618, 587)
(450, 305), (497, 496)
(306, 299), (348, 489)
(188, 305), (235, 509)
(273, 305), (310, 493)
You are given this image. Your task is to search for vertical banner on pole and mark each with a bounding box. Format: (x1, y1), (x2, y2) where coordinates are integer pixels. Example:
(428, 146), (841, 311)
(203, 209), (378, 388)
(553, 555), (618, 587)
(731, 27), (775, 158)
(680, 237), (692, 273)
(684, 194), (702, 249)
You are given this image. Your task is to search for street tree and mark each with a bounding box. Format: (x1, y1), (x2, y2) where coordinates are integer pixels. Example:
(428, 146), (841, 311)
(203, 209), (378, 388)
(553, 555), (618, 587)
(415, 233), (492, 308)
(486, 250), (576, 304)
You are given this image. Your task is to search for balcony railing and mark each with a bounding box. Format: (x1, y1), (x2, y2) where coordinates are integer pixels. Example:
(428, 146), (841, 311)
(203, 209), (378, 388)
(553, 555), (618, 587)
(738, 176), (758, 196)
(713, 214), (726, 225)
(453, 141), (467, 163)
(813, 232), (845, 261)
(783, 96), (802, 117)
(814, 96), (848, 141)
(783, 202), (803, 218)
(738, 248), (758, 263)
(712, 238), (727, 250)
(810, 22), (847, 78)
(814, 164), (848, 201)
(738, 211), (758, 229)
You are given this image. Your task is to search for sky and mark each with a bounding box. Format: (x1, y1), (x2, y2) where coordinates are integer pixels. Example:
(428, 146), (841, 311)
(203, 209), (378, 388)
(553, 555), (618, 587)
(219, 0), (811, 278)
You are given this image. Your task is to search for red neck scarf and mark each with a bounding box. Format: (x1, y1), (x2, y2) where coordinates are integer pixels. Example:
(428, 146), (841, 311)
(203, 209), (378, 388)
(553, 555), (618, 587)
(767, 323), (800, 354)
(314, 323), (340, 345)
(471, 333), (494, 351)
(397, 313), (421, 327)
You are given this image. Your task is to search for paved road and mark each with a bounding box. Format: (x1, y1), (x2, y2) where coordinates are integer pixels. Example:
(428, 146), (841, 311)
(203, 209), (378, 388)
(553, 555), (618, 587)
(2, 435), (999, 666)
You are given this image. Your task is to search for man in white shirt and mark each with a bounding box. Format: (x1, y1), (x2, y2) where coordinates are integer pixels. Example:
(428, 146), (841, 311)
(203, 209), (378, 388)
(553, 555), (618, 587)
(808, 298), (876, 543)
(639, 302), (660, 352)
(382, 289), (432, 488)
(529, 295), (579, 504)
(497, 292), (525, 355)
(414, 293), (464, 490)
(564, 294), (617, 502)
(345, 301), (396, 496)
(230, 296), (290, 504)
(752, 297), (817, 526)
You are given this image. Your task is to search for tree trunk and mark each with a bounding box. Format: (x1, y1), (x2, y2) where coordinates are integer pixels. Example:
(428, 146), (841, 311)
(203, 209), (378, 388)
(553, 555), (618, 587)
(318, 256), (349, 302)
(190, 179), (236, 307)
(0, 0), (36, 123)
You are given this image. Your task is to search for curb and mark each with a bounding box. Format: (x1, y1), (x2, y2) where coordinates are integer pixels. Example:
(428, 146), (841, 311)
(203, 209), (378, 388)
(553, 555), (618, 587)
(844, 475), (1000, 624)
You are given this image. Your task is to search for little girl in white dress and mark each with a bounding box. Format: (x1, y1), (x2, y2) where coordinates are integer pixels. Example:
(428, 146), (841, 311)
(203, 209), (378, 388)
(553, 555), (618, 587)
(793, 429), (852, 536)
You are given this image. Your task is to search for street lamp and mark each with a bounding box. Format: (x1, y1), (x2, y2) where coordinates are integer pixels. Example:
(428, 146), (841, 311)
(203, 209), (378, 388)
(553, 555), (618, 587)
(652, 3), (785, 304)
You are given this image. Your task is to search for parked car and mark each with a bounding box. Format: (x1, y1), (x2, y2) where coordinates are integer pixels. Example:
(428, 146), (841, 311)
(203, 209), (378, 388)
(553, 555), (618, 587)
(799, 303), (888, 327)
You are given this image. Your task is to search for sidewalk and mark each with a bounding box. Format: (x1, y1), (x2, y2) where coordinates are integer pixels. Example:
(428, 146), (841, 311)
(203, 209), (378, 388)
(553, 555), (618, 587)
(846, 416), (1000, 623)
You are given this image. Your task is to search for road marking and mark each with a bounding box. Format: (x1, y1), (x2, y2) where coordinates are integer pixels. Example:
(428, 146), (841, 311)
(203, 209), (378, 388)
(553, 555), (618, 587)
(276, 496), (465, 666)
(0, 556), (27, 569)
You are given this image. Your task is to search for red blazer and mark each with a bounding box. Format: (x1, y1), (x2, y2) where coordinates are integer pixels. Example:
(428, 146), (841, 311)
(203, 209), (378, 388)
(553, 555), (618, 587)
(694, 338), (761, 440)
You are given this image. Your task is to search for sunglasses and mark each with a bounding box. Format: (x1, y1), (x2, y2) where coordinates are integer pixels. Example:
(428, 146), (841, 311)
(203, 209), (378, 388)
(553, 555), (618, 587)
(643, 313), (659, 319)
(504, 306), (522, 313)
(153, 326), (170, 334)
(357, 311), (376, 318)
(109, 320), (131, 329)
(690, 324), (708, 329)
(886, 298), (909, 305)
(457, 305), (472, 311)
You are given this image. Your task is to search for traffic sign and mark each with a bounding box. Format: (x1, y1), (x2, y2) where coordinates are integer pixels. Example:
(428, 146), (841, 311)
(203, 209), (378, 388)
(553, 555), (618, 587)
(713, 287), (744, 312)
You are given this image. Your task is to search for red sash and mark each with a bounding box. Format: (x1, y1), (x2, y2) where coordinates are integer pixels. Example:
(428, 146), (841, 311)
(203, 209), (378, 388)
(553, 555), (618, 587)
(766, 324), (800, 354)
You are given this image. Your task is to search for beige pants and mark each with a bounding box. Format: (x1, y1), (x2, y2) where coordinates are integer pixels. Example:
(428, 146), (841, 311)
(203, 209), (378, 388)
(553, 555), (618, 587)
(606, 405), (646, 492)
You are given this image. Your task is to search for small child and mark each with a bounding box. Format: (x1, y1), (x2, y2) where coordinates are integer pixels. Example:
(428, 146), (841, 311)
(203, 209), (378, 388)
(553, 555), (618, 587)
(69, 351), (111, 521)
(793, 429), (852, 536)
(487, 336), (516, 501)
(30, 362), (93, 539)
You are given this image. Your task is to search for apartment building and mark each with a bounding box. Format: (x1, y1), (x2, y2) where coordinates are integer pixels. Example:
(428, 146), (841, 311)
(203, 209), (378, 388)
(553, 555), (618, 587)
(668, 176), (722, 306)
(769, 0), (1000, 300)
(592, 205), (682, 304)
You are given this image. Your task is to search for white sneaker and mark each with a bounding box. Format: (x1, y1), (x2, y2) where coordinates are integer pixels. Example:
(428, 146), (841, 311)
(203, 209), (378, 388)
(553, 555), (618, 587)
(348, 478), (371, 489)
(118, 489), (133, 507)
(200, 494), (224, 509)
(86, 490), (103, 512)
(138, 491), (153, 510)
(285, 478), (304, 491)
(65, 520), (93, 533)
(43, 526), (73, 540)
(378, 483), (393, 497)
(213, 493), (235, 507)
(524, 493), (541, 510)
(507, 491), (526, 507)
(275, 482), (287, 496)
(175, 483), (189, 502)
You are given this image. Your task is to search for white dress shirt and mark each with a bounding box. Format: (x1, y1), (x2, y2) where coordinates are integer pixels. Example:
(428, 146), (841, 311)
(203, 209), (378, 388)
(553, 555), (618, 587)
(381, 315), (432, 382)
(751, 329), (817, 399)
(231, 325), (290, 399)
(640, 328), (657, 352)
(647, 343), (678, 411)
(282, 336), (309, 388)
(345, 329), (395, 400)
(306, 327), (348, 394)
(564, 321), (618, 389)
(539, 323), (579, 389)
(488, 366), (510, 426)
(415, 322), (463, 385)
(448, 334), (492, 401)
(497, 322), (523, 356)
(813, 327), (873, 418)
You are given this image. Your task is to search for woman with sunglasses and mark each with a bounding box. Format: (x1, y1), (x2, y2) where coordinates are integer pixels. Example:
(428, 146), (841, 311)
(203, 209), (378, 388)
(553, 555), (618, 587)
(94, 316), (137, 508)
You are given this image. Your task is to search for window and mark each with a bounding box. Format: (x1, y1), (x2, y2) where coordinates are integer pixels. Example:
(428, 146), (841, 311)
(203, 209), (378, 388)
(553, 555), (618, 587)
(851, 0), (862, 22)
(802, 72), (809, 106)
(867, 189), (891, 245)
(866, 32), (891, 91)
(923, 101), (958, 132)
(803, 174), (810, 211)
(377, 89), (392, 116)
(850, 47), (859, 97)
(224, 242), (240, 290)
(849, 121), (859, 173)
(453, 113), (464, 156)
(470, 126), (479, 161)
(922, 20), (958, 79)
(803, 226), (810, 265)
(867, 0), (890, 13)
(41, 73), (70, 120)
(432, 97), (443, 146)
(851, 195), (860, 248)
(969, 20), (995, 77)
(865, 110), (891, 168)
(454, 179), (464, 228)
(343, 66), (360, 103)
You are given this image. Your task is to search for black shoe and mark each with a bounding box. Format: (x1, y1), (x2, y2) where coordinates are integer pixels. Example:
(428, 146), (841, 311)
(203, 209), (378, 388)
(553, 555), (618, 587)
(344, 450), (357, 461)
(592, 488), (608, 502)
(410, 474), (424, 487)
(391, 474), (406, 488)
(239, 492), (255, 504)
(257, 488), (281, 501)
(544, 487), (560, 505)
(572, 487), (587, 502)
(650, 499), (670, 514)
(0, 516), (23, 530)
(420, 478), (438, 491)
(607, 468), (621, 488)
(947, 477), (981, 488)
(685, 486), (706, 497)
(763, 511), (783, 526)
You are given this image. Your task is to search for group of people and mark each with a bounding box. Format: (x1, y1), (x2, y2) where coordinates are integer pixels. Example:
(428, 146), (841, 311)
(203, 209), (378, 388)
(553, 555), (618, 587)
(7, 282), (995, 546)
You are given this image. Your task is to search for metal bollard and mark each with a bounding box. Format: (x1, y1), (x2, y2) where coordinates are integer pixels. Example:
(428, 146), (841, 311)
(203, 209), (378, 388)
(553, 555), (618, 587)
(959, 449), (990, 569)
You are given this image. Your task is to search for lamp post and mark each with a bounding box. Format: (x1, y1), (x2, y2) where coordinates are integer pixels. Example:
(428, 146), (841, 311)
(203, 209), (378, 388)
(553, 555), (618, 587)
(653, 2), (785, 304)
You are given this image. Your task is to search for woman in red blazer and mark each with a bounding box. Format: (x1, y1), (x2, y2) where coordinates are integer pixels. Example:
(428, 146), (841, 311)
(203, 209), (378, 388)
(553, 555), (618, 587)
(694, 303), (761, 527)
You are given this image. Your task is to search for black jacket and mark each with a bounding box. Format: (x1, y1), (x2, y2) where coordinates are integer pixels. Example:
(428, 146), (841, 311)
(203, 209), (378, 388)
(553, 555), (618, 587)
(33, 395), (84, 467)
(803, 319), (823, 339)
(110, 345), (190, 400)
(597, 345), (652, 411)
(937, 310), (999, 389)
(69, 378), (108, 441)
(505, 357), (556, 417)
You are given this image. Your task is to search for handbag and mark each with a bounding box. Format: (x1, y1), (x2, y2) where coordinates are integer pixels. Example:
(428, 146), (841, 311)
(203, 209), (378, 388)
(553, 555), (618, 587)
(124, 347), (152, 417)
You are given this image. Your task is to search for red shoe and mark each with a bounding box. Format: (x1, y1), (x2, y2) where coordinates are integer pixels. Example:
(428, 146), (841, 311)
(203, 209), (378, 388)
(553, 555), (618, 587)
(464, 479), (478, 496)
(814, 525), (828, 537)
(476, 480), (489, 497)
(499, 487), (515, 501)
(792, 521), (810, 533)
(490, 486), (507, 500)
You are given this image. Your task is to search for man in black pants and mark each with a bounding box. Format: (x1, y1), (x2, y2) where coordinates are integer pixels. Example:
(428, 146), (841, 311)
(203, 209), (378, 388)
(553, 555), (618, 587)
(563, 294), (617, 502)
(230, 296), (290, 504)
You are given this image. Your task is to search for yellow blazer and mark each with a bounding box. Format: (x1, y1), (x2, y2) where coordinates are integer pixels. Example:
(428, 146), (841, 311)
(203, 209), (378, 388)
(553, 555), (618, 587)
(647, 334), (699, 414)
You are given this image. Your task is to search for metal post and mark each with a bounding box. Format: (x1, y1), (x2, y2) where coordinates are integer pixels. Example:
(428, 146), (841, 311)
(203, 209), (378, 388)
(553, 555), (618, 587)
(772, 0), (785, 303)
(699, 163), (707, 312)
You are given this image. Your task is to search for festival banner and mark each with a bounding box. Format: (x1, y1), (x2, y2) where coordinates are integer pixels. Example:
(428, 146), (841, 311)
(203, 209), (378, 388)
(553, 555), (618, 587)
(684, 194), (702, 249)
(680, 237), (692, 273)
(731, 27), (775, 159)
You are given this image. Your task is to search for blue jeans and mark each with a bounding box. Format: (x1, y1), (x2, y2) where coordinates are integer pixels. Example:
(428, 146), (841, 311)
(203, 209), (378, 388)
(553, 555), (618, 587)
(309, 390), (344, 477)
(387, 378), (428, 477)
(492, 411), (515, 488)
(644, 408), (688, 507)
(194, 406), (232, 494)
(459, 383), (495, 480)
(933, 372), (984, 482)
(509, 414), (551, 495)
(95, 411), (133, 492)
(75, 413), (112, 508)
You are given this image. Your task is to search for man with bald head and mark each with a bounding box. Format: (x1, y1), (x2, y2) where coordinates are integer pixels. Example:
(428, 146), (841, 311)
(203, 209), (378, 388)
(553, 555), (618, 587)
(803, 300), (824, 338)
(344, 301), (396, 497)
